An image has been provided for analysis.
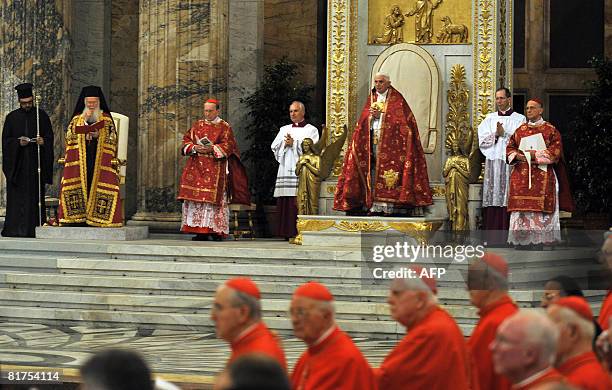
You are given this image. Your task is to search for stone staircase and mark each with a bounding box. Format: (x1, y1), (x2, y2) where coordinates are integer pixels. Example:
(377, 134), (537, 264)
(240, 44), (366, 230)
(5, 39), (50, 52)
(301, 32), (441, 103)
(0, 236), (606, 340)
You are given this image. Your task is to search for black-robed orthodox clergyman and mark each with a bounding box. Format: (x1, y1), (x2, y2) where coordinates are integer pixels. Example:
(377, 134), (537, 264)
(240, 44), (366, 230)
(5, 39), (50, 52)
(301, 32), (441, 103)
(1, 83), (54, 237)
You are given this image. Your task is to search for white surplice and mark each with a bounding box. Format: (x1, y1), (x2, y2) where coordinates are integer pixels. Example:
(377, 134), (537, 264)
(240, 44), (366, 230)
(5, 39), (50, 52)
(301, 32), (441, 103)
(271, 123), (319, 197)
(477, 110), (526, 207)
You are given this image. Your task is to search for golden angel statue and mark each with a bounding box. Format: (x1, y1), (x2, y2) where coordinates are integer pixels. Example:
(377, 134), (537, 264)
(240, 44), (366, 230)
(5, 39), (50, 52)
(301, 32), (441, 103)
(296, 125), (347, 215)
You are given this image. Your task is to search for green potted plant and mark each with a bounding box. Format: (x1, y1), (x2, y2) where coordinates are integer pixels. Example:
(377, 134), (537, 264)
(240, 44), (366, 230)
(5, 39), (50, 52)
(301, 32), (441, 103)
(565, 57), (611, 228)
(241, 58), (316, 235)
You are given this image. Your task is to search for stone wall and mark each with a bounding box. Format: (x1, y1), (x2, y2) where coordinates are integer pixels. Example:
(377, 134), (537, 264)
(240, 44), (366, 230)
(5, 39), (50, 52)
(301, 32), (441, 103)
(227, 0), (264, 153)
(0, 0), (73, 209)
(264, 0), (319, 87)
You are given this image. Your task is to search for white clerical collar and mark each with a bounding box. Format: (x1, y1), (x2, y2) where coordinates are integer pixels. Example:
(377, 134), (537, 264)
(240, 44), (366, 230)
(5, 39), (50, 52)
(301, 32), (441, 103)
(311, 324), (336, 348)
(377, 90), (389, 99)
(528, 117), (545, 126)
(514, 367), (554, 387)
(204, 116), (221, 124)
(499, 107), (512, 115)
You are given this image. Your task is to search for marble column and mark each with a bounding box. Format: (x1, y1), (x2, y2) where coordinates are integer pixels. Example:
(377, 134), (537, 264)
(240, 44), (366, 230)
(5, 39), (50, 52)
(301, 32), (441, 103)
(70, 0), (111, 99)
(110, 0), (140, 219)
(0, 0), (73, 214)
(131, 0), (228, 227)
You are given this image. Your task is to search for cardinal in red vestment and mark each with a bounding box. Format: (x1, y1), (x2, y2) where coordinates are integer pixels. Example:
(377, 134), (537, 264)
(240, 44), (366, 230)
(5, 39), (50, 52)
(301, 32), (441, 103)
(599, 236), (612, 331)
(334, 72), (432, 214)
(375, 269), (475, 389)
(506, 98), (573, 247)
(58, 85), (122, 227)
(467, 253), (518, 390)
(211, 277), (286, 370)
(491, 310), (566, 389)
(290, 282), (377, 390)
(177, 99), (250, 240)
(600, 292), (612, 331)
(547, 297), (612, 390)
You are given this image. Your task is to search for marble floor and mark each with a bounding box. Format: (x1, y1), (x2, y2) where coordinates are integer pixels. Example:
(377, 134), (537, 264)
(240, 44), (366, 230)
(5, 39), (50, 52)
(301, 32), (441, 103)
(0, 321), (392, 388)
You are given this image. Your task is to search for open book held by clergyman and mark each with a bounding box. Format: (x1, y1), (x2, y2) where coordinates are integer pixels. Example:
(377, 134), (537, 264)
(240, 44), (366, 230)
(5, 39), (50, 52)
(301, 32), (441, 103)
(197, 136), (212, 147)
(518, 133), (546, 189)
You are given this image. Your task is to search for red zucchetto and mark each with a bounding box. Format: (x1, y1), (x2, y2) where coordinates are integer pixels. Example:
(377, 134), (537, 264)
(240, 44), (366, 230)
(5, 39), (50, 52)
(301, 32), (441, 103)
(528, 97), (544, 107)
(481, 252), (509, 277)
(409, 266), (438, 294)
(553, 296), (593, 321)
(293, 281), (334, 301)
(226, 277), (261, 300)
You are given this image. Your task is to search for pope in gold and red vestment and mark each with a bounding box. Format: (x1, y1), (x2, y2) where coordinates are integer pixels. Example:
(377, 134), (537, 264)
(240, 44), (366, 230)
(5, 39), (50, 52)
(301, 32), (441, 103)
(177, 117), (249, 236)
(333, 86), (432, 212)
(506, 120), (573, 245)
(58, 113), (122, 227)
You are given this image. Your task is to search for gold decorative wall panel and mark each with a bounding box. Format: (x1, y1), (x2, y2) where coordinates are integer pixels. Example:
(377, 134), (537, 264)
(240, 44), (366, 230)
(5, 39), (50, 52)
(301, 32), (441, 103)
(473, 0), (496, 126)
(369, 0), (472, 45)
(326, 0), (353, 176)
(498, 0), (508, 88)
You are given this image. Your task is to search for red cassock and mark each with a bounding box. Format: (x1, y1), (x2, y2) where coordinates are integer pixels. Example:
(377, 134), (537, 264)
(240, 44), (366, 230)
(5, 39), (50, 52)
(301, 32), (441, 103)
(177, 119), (250, 206)
(468, 295), (518, 390)
(557, 351), (612, 390)
(333, 86), (432, 211)
(506, 122), (574, 214)
(291, 326), (377, 390)
(512, 368), (566, 390)
(229, 322), (287, 371)
(375, 306), (474, 390)
(599, 290), (612, 330)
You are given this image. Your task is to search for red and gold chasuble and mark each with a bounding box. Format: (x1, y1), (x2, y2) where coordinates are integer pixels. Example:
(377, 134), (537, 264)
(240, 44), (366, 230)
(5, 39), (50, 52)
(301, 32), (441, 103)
(506, 122), (573, 213)
(334, 86), (432, 211)
(177, 119), (250, 206)
(58, 113), (122, 226)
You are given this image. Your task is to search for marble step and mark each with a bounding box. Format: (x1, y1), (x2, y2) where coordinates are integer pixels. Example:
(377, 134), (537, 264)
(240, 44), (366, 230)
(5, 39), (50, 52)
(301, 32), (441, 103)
(1, 287), (604, 322)
(0, 238), (598, 269)
(0, 304), (415, 339)
(0, 288), (492, 320)
(0, 304), (481, 339)
(1, 271), (387, 300)
(0, 253), (59, 273)
(3, 270), (605, 307)
(50, 257), (603, 289)
(54, 257), (363, 282)
(0, 273), (524, 305)
(0, 238), (363, 265)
